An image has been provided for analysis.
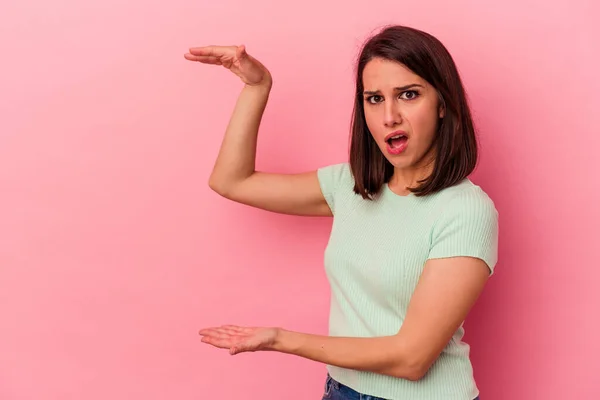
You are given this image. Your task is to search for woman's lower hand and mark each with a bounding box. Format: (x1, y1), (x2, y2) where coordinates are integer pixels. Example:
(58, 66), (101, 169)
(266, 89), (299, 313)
(199, 325), (280, 355)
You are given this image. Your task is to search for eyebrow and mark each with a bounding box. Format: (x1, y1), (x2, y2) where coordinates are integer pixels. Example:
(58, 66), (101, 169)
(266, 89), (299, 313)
(363, 84), (424, 96)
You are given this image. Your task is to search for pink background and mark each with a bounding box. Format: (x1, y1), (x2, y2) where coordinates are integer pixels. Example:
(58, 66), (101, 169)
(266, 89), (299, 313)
(1, 0), (598, 399)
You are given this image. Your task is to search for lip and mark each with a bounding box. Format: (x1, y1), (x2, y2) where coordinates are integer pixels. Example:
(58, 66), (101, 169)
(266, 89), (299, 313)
(384, 130), (408, 142)
(384, 130), (409, 155)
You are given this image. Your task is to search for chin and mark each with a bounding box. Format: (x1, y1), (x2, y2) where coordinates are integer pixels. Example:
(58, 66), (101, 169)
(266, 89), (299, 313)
(387, 159), (414, 170)
(381, 151), (414, 169)
(384, 146), (434, 172)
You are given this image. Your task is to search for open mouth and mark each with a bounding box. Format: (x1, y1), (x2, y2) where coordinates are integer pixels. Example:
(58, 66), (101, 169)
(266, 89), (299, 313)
(386, 134), (408, 149)
(384, 132), (409, 155)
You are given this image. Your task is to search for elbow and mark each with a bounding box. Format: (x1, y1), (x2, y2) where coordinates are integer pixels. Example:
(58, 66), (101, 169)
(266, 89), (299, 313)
(208, 175), (231, 198)
(207, 175), (220, 194)
(401, 364), (428, 381)
(384, 337), (438, 381)
(387, 355), (432, 381)
(390, 364), (428, 382)
(208, 172), (254, 201)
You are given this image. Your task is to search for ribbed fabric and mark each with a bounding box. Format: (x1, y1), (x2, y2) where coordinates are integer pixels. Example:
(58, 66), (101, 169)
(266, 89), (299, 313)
(317, 162), (499, 400)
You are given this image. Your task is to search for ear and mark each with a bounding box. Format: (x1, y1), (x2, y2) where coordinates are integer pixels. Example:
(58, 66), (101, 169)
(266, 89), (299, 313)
(437, 94), (446, 119)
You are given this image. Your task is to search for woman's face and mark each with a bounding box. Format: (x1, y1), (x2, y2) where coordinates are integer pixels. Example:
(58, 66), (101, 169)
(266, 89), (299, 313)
(362, 57), (443, 172)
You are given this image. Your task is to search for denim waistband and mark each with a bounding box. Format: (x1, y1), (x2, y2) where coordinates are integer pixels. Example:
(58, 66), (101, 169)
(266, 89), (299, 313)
(323, 374), (480, 400)
(323, 374), (386, 400)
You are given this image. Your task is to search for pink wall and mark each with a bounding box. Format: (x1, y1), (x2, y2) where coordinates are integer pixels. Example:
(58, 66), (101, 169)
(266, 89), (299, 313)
(1, 0), (598, 399)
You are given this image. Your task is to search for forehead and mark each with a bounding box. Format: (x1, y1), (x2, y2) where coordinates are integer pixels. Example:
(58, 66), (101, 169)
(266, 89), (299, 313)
(362, 58), (425, 88)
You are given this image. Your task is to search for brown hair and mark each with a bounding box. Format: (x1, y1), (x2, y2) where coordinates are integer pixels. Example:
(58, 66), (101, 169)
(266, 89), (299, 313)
(349, 25), (478, 198)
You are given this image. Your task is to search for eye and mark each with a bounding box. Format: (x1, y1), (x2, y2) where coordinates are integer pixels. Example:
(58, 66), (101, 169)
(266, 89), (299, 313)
(365, 95), (383, 104)
(399, 90), (419, 100)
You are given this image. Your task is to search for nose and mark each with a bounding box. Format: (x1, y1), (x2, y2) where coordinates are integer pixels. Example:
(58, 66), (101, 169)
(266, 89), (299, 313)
(383, 100), (401, 127)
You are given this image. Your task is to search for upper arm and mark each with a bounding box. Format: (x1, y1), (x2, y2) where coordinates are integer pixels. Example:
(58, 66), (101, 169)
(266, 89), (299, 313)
(209, 163), (350, 217)
(393, 188), (499, 378)
(394, 256), (490, 378)
(221, 170), (332, 216)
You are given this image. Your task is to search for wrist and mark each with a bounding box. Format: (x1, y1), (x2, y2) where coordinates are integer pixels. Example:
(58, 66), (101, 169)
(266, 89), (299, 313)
(245, 73), (273, 91)
(270, 327), (293, 353)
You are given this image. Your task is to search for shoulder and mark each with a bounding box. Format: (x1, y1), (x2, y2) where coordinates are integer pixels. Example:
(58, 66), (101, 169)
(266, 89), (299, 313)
(434, 179), (497, 217)
(432, 180), (499, 241)
(316, 162), (357, 214)
(317, 162), (354, 187)
(428, 179), (499, 273)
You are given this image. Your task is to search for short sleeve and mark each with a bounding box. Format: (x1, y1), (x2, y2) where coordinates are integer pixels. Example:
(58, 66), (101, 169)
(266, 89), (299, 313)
(427, 187), (499, 274)
(317, 162), (352, 215)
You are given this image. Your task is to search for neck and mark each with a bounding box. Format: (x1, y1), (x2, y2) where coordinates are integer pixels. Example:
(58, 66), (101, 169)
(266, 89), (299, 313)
(389, 167), (430, 193)
(389, 152), (436, 194)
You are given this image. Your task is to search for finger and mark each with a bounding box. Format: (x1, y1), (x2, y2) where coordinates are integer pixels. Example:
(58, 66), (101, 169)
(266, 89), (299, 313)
(199, 327), (227, 337)
(189, 46), (220, 57)
(201, 335), (232, 349)
(221, 325), (246, 333)
(222, 325), (254, 332)
(202, 330), (232, 340)
(184, 54), (222, 65)
(217, 326), (244, 336)
(198, 327), (219, 335)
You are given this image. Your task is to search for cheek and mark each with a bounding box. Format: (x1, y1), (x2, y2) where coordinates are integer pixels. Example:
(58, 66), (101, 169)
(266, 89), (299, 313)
(407, 107), (439, 141)
(363, 108), (380, 136)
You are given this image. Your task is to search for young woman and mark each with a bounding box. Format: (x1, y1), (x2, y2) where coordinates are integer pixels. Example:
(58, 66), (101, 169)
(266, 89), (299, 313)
(184, 25), (497, 400)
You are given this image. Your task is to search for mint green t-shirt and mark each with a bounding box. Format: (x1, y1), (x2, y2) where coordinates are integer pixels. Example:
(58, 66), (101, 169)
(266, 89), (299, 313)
(317, 162), (499, 400)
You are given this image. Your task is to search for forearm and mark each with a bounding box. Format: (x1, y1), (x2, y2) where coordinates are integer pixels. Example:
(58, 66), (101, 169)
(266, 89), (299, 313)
(209, 80), (272, 192)
(271, 329), (424, 381)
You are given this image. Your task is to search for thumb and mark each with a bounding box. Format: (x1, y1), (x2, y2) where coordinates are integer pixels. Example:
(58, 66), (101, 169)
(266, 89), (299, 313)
(229, 340), (246, 355)
(233, 44), (248, 69)
(230, 337), (257, 355)
(236, 44), (247, 60)
(229, 344), (244, 355)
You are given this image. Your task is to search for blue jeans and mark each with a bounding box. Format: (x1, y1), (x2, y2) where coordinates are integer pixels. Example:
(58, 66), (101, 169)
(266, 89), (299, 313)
(322, 374), (480, 400)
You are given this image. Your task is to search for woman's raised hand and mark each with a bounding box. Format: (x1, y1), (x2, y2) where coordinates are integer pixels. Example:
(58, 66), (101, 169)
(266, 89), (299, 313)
(184, 44), (271, 87)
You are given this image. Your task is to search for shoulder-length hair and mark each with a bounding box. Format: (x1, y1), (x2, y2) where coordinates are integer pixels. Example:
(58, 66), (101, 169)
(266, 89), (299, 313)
(349, 25), (478, 198)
